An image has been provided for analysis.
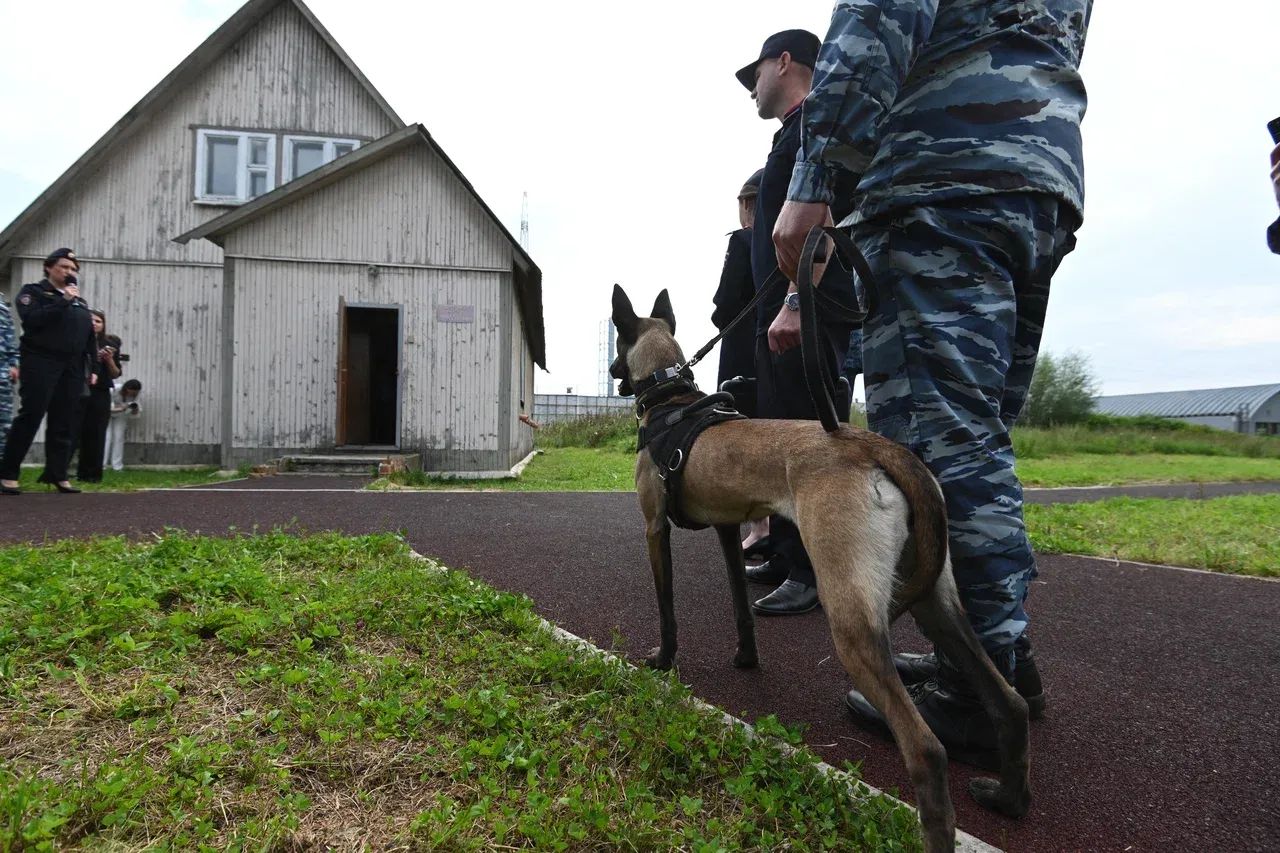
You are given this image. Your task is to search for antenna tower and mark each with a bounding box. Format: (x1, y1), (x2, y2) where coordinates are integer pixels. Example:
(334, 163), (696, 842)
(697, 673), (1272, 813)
(597, 319), (617, 396)
(519, 192), (529, 251)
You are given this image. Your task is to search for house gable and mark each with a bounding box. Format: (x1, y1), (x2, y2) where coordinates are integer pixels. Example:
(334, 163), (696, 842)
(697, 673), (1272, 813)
(1, 0), (401, 267)
(219, 143), (512, 269)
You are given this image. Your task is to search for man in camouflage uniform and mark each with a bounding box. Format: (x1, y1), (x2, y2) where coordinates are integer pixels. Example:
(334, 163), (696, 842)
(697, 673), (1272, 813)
(0, 293), (18, 460)
(772, 1), (1091, 764)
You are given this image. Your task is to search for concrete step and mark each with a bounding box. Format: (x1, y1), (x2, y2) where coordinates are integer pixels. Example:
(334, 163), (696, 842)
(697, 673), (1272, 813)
(279, 453), (421, 476)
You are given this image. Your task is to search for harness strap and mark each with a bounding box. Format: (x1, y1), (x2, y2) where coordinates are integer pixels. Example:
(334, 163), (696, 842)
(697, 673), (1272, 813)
(638, 392), (745, 530)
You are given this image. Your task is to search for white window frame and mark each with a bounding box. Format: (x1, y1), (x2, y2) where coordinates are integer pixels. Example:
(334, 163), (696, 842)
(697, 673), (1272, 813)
(194, 129), (276, 205)
(282, 135), (361, 182)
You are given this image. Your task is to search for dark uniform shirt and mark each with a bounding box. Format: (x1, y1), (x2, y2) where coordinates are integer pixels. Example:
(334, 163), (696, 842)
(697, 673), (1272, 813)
(751, 105), (859, 335)
(14, 280), (97, 366)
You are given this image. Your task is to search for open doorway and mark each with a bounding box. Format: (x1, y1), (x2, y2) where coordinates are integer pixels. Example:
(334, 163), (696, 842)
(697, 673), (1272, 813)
(337, 301), (401, 447)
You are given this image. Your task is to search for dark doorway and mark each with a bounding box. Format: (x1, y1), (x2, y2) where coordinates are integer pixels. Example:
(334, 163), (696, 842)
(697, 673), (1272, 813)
(339, 305), (400, 447)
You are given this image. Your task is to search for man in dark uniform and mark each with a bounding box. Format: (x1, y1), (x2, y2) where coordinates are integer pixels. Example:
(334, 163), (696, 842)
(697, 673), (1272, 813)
(0, 248), (97, 495)
(737, 30), (859, 616)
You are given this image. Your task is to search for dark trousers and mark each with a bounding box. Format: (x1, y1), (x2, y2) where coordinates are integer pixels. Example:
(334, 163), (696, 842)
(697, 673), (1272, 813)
(755, 322), (854, 587)
(75, 389), (111, 481)
(0, 350), (84, 483)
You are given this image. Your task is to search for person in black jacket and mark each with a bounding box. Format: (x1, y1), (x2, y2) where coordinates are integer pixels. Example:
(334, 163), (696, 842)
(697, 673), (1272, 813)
(74, 310), (120, 482)
(736, 31), (857, 616)
(0, 248), (98, 495)
(712, 170), (762, 392)
(712, 169), (772, 557)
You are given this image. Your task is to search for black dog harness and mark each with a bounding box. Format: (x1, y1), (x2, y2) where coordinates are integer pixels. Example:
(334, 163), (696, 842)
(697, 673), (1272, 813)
(632, 370), (745, 531)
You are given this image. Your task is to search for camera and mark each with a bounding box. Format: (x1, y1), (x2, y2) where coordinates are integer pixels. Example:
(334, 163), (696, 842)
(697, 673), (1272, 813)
(118, 353), (130, 363)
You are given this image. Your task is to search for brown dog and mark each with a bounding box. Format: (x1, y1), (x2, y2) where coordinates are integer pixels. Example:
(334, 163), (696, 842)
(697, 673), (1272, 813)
(609, 285), (1030, 853)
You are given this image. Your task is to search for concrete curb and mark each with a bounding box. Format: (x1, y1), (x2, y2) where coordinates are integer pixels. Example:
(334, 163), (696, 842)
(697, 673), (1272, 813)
(1065, 552), (1279, 582)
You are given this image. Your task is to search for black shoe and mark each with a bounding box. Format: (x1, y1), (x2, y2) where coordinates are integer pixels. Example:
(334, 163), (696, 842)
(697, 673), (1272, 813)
(0, 483), (19, 496)
(744, 560), (787, 585)
(845, 672), (1001, 771)
(752, 579), (820, 616)
(742, 535), (774, 563)
(54, 482), (82, 494)
(894, 634), (1046, 719)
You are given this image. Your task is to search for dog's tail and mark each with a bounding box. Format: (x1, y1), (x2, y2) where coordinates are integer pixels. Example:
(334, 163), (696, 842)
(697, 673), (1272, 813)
(871, 442), (950, 619)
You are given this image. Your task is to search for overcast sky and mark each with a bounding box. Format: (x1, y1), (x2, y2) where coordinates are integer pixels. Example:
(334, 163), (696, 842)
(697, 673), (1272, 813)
(2, 0), (1278, 398)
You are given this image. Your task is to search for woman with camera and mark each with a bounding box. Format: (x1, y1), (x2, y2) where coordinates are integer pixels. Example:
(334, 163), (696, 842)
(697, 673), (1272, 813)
(73, 310), (120, 482)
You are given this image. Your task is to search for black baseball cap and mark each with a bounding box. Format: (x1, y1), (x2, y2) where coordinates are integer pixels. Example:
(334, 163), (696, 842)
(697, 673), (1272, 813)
(735, 29), (821, 91)
(43, 247), (78, 269)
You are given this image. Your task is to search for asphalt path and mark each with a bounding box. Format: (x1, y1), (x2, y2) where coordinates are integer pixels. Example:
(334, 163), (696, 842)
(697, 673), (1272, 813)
(2, 488), (1276, 852)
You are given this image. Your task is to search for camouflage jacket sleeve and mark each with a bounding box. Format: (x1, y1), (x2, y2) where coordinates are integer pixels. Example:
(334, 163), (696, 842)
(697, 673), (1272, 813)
(787, 1), (939, 205)
(0, 299), (17, 371)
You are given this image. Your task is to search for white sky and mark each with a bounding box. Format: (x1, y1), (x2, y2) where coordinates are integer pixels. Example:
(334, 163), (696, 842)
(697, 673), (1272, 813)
(2, 0), (1278, 398)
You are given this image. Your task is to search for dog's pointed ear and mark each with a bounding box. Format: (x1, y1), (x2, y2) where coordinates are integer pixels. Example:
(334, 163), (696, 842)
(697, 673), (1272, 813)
(612, 284), (640, 343)
(651, 289), (676, 335)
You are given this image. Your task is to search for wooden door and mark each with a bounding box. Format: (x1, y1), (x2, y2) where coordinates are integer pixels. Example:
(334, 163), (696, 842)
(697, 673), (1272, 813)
(336, 296), (349, 446)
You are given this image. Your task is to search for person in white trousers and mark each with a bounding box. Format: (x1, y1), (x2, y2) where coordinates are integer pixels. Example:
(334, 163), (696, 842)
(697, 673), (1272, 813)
(104, 378), (141, 472)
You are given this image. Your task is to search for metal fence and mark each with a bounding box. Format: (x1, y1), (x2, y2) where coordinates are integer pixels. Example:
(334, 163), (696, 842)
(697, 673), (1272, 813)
(534, 394), (633, 424)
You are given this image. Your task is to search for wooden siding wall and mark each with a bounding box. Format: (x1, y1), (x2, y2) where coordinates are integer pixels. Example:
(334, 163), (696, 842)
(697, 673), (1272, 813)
(10, 257), (222, 449)
(11, 1), (399, 266)
(232, 260), (507, 454)
(508, 307), (535, 466)
(222, 146), (511, 267)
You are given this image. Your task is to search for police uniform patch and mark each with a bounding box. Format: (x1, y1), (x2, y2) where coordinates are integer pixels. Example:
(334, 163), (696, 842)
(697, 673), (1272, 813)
(18, 295), (31, 305)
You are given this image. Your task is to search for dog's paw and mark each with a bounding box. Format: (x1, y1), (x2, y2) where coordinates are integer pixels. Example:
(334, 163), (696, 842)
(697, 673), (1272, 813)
(645, 646), (674, 671)
(968, 778), (1030, 819)
(732, 647), (759, 669)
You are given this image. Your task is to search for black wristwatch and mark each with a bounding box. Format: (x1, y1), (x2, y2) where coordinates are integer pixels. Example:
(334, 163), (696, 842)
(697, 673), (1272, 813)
(784, 292), (801, 311)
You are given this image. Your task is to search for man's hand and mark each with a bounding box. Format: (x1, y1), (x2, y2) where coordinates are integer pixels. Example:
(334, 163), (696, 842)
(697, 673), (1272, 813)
(89, 373), (97, 387)
(768, 302), (802, 354)
(1270, 142), (1280, 208)
(6, 367), (16, 384)
(773, 200), (833, 282)
(64, 284), (80, 301)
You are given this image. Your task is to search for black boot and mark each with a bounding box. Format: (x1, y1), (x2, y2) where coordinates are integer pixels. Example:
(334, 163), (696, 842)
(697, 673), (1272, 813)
(846, 660), (1004, 771)
(751, 579), (820, 616)
(893, 633), (1045, 719)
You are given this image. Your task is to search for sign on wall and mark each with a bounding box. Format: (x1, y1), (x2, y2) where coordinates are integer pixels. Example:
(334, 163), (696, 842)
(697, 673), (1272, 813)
(436, 304), (475, 324)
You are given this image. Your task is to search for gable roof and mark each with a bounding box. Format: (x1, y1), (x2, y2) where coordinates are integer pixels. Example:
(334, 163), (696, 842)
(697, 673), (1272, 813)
(175, 124), (547, 369)
(0, 0), (402, 264)
(1095, 384), (1280, 421)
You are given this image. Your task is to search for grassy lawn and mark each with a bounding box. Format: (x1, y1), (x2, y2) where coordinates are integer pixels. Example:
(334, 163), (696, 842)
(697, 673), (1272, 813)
(1026, 494), (1280, 577)
(16, 466), (228, 493)
(0, 533), (922, 851)
(372, 448), (636, 491)
(1017, 454), (1280, 487)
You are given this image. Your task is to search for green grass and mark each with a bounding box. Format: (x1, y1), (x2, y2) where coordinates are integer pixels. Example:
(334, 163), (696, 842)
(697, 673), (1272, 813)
(16, 466), (227, 493)
(373, 448), (636, 492)
(0, 533), (922, 851)
(1026, 495), (1280, 577)
(1017, 454), (1280, 487)
(1013, 421), (1280, 459)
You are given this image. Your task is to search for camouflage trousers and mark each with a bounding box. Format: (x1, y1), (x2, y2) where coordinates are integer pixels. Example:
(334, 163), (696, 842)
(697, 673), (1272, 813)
(851, 193), (1079, 678)
(0, 377), (12, 460)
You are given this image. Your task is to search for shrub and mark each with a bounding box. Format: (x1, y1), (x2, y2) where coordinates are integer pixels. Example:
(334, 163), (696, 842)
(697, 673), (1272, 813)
(536, 410), (636, 452)
(1021, 351), (1099, 427)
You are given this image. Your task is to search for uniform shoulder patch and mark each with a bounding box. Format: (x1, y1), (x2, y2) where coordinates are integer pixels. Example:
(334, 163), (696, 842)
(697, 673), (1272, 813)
(18, 294), (31, 305)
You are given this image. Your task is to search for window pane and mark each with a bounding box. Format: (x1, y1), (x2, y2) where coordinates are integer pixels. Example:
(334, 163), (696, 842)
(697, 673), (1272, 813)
(205, 136), (239, 196)
(292, 141), (325, 178)
(249, 170), (268, 199)
(249, 138), (269, 167)
(333, 142), (354, 158)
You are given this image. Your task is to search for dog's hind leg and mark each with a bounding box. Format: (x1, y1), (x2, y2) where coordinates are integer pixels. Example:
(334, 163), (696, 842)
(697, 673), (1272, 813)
(714, 524), (758, 668)
(824, 592), (956, 853)
(800, 479), (955, 853)
(644, 515), (678, 671)
(909, 566), (1032, 818)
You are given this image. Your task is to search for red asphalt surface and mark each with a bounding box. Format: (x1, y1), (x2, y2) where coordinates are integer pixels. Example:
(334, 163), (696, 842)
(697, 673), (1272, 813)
(2, 486), (1277, 852)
